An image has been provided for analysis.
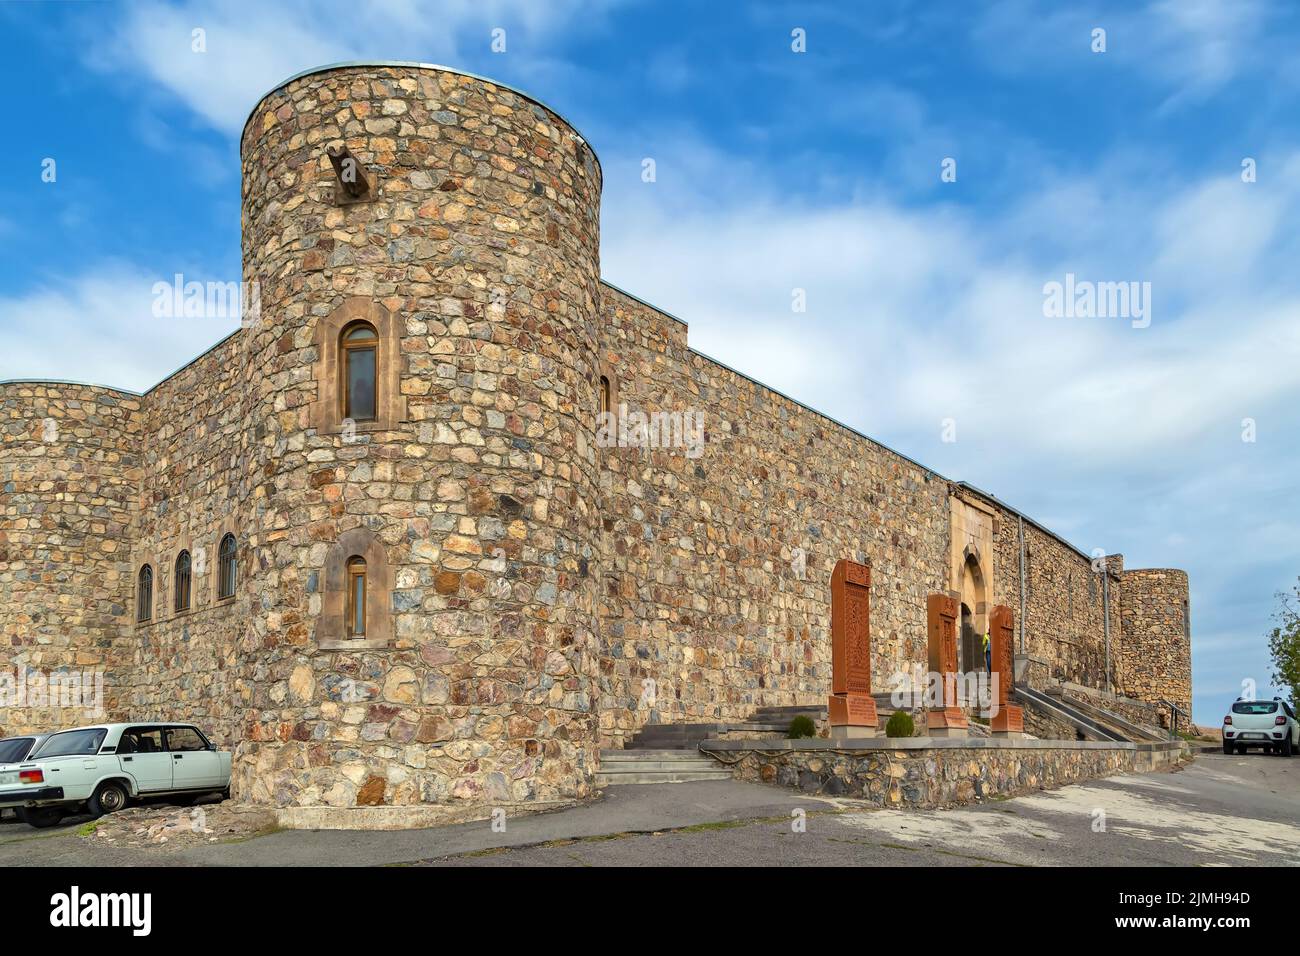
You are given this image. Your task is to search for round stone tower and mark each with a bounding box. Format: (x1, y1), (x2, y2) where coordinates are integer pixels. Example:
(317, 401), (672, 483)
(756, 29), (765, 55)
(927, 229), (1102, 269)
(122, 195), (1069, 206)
(236, 63), (604, 817)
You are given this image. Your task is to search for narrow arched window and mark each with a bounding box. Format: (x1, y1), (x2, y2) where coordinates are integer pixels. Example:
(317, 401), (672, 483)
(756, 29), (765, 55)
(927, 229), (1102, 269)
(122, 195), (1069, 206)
(137, 565), (153, 623)
(217, 533), (237, 600)
(341, 322), (378, 421)
(599, 375), (611, 415)
(174, 550), (192, 612)
(345, 556), (367, 638)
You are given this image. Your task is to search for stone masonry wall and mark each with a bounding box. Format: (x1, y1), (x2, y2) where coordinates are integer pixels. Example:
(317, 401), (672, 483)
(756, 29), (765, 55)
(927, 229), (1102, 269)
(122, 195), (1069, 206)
(990, 504), (1121, 689)
(721, 742), (1182, 807)
(123, 331), (251, 751)
(1116, 569), (1191, 717)
(594, 287), (951, 747)
(0, 382), (141, 734)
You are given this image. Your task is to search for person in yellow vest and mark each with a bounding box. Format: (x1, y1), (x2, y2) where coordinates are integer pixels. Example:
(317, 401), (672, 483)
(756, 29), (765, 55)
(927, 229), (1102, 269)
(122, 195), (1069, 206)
(983, 629), (992, 674)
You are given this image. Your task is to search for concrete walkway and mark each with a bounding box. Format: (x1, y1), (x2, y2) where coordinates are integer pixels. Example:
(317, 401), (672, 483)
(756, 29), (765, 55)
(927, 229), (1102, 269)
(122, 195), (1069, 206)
(0, 754), (1293, 866)
(0, 778), (833, 866)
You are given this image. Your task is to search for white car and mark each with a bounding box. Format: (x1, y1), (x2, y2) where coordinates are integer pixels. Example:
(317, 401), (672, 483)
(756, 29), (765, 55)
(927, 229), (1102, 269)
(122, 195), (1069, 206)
(0, 733), (52, 821)
(1222, 698), (1298, 756)
(0, 722), (232, 828)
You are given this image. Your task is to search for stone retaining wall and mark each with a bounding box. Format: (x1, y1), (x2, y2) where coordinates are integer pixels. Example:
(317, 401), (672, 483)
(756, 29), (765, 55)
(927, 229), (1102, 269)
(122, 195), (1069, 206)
(703, 738), (1187, 808)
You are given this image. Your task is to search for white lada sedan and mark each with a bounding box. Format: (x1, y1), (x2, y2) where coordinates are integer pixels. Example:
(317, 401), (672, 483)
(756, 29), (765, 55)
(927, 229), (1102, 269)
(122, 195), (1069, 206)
(0, 722), (232, 828)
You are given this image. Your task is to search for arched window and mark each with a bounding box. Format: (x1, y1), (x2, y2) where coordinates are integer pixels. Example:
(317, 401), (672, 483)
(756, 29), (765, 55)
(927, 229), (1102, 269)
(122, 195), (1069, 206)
(217, 533), (237, 600)
(599, 375), (611, 415)
(174, 550), (192, 612)
(137, 565), (153, 623)
(346, 556), (367, 638)
(320, 527), (392, 649)
(341, 322), (377, 421)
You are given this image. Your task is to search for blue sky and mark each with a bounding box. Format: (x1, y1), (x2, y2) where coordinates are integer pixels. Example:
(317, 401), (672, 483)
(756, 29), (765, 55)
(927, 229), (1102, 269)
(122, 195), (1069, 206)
(3, 0), (1299, 724)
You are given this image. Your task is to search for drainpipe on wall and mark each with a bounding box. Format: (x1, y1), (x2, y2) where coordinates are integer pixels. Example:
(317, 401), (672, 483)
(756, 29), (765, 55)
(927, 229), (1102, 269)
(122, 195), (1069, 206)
(1101, 558), (1112, 694)
(1017, 515), (1026, 654)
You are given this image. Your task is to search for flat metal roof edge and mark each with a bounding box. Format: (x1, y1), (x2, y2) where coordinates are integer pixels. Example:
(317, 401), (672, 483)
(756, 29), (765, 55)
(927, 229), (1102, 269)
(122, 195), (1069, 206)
(683, 344), (950, 485)
(600, 280), (688, 327)
(0, 378), (143, 397)
(955, 480), (1099, 566)
(139, 328), (243, 397)
(240, 61), (601, 176)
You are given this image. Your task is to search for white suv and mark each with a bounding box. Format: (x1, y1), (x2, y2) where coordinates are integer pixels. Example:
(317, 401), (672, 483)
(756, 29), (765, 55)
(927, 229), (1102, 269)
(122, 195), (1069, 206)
(1222, 698), (1298, 756)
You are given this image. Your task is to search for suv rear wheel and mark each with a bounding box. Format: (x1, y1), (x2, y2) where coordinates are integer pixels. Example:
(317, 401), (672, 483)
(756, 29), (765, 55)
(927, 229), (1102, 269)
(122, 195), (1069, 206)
(88, 780), (129, 817)
(1282, 734), (1294, 757)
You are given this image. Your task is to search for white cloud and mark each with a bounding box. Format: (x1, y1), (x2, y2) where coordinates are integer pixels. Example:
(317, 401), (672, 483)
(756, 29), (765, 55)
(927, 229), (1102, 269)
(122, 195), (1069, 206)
(87, 0), (623, 135)
(0, 265), (239, 393)
(970, 0), (1285, 109)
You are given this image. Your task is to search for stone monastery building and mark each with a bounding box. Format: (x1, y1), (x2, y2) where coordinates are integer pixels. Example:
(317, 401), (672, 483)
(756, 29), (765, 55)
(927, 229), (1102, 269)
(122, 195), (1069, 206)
(0, 64), (1191, 817)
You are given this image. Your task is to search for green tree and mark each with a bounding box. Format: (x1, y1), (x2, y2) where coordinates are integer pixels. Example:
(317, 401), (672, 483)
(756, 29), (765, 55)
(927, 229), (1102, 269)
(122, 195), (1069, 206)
(1267, 578), (1300, 707)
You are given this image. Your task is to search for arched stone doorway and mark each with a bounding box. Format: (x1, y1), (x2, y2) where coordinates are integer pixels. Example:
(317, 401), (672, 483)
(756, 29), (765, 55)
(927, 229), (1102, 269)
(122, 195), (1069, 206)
(958, 548), (987, 676)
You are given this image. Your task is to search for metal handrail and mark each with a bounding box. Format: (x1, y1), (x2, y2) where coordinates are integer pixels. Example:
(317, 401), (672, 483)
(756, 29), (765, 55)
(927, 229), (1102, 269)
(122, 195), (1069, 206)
(1157, 699), (1189, 739)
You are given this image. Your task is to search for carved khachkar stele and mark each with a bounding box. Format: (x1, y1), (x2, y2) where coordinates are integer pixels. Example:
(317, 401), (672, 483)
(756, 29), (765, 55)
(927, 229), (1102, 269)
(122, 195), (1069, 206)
(829, 558), (877, 733)
(989, 604), (1023, 734)
(926, 592), (968, 733)
(832, 558), (872, 696)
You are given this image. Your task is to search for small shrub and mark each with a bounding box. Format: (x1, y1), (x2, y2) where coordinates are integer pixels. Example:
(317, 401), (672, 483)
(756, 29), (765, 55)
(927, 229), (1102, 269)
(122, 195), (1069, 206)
(787, 715), (817, 739)
(885, 710), (915, 738)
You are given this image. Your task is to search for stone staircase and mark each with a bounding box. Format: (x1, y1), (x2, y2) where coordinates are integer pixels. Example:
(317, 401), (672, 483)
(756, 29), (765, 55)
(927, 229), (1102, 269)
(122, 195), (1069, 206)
(595, 749), (733, 786)
(596, 701), (834, 786)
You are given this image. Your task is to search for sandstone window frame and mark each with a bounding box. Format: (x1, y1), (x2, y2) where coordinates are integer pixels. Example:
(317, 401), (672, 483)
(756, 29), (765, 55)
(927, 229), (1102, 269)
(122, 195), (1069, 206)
(311, 298), (406, 435)
(319, 527), (393, 650)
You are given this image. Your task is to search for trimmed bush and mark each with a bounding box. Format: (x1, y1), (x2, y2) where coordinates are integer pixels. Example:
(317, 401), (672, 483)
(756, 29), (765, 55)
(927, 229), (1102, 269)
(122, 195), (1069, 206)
(787, 715), (817, 739)
(885, 710), (915, 738)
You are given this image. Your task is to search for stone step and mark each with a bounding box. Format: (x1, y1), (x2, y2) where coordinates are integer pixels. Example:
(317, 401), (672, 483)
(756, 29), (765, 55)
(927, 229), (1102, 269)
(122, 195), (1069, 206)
(599, 748), (712, 760)
(723, 721), (787, 732)
(594, 769), (733, 786)
(598, 759), (723, 772)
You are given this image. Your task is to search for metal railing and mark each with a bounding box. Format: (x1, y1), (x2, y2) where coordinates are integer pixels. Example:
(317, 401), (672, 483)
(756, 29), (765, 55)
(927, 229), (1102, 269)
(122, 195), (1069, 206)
(1158, 699), (1190, 740)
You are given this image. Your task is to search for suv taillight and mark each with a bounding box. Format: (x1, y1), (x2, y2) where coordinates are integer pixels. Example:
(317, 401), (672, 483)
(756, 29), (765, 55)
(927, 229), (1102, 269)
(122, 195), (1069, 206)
(1223, 716), (1231, 725)
(1276, 715), (1287, 726)
(18, 769), (43, 785)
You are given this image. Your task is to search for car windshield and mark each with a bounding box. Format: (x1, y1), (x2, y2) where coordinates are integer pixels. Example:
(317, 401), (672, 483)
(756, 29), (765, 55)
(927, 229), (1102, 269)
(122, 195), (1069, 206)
(1231, 701), (1278, 715)
(31, 728), (107, 758)
(0, 737), (35, 763)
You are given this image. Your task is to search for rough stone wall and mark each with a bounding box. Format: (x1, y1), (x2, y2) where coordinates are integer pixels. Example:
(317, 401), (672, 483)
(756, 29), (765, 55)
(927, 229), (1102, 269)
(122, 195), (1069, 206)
(233, 64), (604, 809)
(1116, 569), (1191, 717)
(1021, 701), (1084, 741)
(721, 742), (1185, 806)
(123, 332), (251, 749)
(989, 505), (1120, 689)
(0, 382), (141, 734)
(594, 287), (951, 746)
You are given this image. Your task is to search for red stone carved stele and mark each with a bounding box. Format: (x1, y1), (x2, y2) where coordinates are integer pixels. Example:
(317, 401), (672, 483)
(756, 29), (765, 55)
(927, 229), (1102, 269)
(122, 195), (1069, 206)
(926, 593), (968, 730)
(828, 559), (877, 728)
(988, 604), (1024, 733)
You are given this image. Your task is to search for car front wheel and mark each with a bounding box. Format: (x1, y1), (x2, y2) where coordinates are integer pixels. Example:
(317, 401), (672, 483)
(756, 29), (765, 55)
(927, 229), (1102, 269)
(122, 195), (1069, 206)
(88, 781), (129, 817)
(16, 806), (65, 829)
